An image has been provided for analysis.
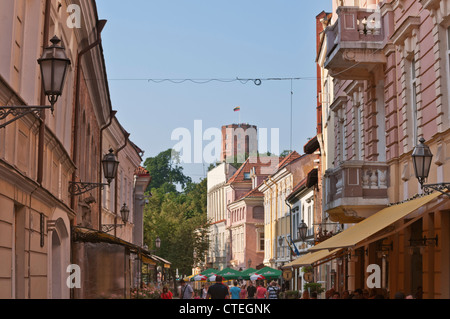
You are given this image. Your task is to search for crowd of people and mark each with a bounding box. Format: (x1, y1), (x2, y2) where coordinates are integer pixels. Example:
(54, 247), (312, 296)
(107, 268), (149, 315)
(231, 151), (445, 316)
(176, 276), (281, 299)
(299, 287), (423, 300)
(164, 278), (423, 300)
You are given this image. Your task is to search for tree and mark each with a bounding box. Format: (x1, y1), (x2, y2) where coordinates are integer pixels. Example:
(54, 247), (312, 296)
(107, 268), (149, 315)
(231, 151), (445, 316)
(143, 149), (192, 192)
(143, 183), (209, 278)
(280, 150), (292, 158)
(142, 149), (210, 284)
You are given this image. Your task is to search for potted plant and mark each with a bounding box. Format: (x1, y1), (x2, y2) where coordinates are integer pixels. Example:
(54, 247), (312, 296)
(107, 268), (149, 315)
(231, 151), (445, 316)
(301, 266), (313, 273)
(303, 282), (325, 294)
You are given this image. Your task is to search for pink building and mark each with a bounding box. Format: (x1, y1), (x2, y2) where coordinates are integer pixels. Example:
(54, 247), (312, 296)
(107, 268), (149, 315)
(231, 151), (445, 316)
(302, 0), (450, 298)
(226, 157), (278, 270)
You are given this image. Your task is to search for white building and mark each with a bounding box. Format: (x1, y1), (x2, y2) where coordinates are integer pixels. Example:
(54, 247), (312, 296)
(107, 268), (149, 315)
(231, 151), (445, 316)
(206, 163), (236, 270)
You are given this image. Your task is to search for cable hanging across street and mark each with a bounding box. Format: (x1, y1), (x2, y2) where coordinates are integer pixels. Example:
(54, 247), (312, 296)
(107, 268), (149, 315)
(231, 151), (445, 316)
(106, 76), (318, 86)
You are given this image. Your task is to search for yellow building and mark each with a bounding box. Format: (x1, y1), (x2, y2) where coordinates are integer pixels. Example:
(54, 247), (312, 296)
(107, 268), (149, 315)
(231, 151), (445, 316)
(259, 152), (315, 269)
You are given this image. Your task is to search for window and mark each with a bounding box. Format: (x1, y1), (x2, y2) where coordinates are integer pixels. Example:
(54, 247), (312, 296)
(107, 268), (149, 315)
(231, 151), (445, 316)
(411, 59), (419, 146)
(341, 114), (347, 161)
(447, 27), (450, 102)
(447, 27), (450, 74)
(258, 231), (265, 252)
(307, 205), (313, 237)
(293, 206), (299, 240)
(244, 172), (251, 180)
(356, 104), (364, 160)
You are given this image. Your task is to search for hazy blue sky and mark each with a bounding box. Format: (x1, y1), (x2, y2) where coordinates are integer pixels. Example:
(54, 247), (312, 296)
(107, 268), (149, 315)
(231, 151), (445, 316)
(95, 0), (332, 182)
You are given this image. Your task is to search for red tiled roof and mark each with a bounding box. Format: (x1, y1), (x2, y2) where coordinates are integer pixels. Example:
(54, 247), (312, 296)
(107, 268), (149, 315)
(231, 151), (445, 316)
(241, 187), (264, 199)
(227, 156), (279, 184)
(134, 166), (150, 176)
(277, 151), (302, 169)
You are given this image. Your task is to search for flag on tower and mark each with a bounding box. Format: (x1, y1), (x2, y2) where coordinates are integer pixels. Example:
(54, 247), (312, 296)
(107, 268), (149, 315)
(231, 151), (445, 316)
(234, 106), (241, 112)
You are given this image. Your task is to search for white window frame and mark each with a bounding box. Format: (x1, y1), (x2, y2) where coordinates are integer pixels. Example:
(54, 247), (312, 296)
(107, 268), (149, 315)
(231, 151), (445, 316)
(447, 26), (450, 111)
(411, 59), (419, 146)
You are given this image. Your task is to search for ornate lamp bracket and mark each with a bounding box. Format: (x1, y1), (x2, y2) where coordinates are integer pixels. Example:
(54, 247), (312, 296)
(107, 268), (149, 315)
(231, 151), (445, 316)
(0, 106), (51, 129)
(68, 181), (108, 196)
(422, 183), (450, 198)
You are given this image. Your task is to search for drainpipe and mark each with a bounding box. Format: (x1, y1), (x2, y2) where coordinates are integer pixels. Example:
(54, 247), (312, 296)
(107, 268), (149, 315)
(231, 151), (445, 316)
(285, 199), (294, 262)
(263, 177), (278, 267)
(70, 19), (107, 216)
(113, 131), (130, 237)
(98, 110), (116, 231)
(37, 0), (51, 185)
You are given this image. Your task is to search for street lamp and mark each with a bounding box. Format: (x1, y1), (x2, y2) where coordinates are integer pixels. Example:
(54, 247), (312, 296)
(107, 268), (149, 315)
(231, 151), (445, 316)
(1, 36), (71, 129)
(412, 138), (450, 197)
(102, 148), (120, 185)
(102, 203), (129, 232)
(298, 220), (308, 242)
(120, 203), (130, 223)
(37, 36), (71, 112)
(69, 149), (119, 195)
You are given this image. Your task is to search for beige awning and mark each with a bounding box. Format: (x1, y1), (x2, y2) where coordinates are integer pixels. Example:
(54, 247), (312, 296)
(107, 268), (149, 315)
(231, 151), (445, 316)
(282, 249), (342, 269)
(151, 255), (172, 268)
(309, 192), (441, 252)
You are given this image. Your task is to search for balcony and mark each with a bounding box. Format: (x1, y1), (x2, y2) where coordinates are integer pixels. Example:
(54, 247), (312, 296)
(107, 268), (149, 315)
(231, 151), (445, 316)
(324, 7), (388, 80)
(324, 161), (389, 223)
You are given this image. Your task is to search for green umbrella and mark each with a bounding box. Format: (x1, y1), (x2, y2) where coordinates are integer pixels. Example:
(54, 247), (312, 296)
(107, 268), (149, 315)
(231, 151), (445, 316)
(255, 267), (282, 280)
(240, 268), (258, 280)
(217, 267), (243, 280)
(200, 268), (218, 277)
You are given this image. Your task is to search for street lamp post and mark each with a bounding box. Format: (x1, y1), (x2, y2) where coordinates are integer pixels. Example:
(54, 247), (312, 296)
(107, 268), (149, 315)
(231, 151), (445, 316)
(102, 203), (129, 232)
(69, 148), (119, 196)
(412, 138), (450, 197)
(298, 220), (308, 242)
(0, 36), (71, 129)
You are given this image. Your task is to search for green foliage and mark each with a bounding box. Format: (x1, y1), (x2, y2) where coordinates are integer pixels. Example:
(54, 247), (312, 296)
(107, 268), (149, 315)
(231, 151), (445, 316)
(142, 150), (210, 277)
(301, 266), (313, 273)
(143, 149), (192, 192)
(303, 282), (325, 294)
(280, 150), (292, 158)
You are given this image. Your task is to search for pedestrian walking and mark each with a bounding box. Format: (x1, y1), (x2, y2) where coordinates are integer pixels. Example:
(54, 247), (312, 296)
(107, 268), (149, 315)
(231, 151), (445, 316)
(201, 284), (209, 299)
(239, 284), (247, 299)
(266, 281), (280, 299)
(229, 281), (241, 299)
(256, 281), (267, 299)
(161, 286), (173, 299)
(247, 281), (256, 299)
(179, 279), (194, 299)
(206, 276), (229, 299)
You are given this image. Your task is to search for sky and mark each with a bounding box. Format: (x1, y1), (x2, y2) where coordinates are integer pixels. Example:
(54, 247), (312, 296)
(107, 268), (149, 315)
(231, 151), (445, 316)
(95, 0), (333, 182)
